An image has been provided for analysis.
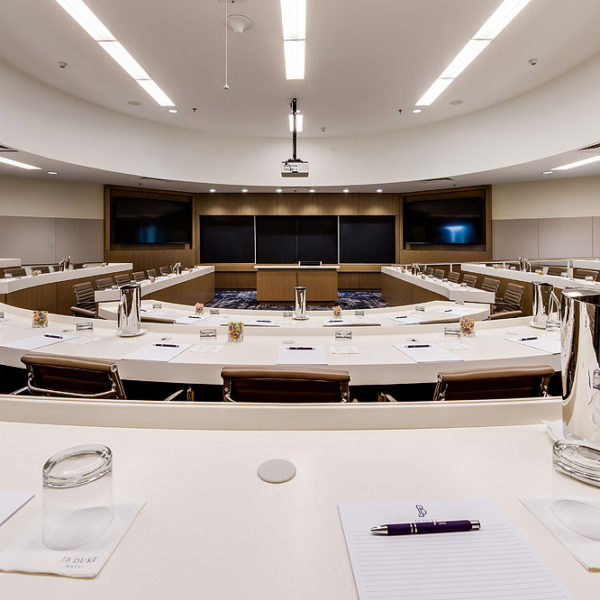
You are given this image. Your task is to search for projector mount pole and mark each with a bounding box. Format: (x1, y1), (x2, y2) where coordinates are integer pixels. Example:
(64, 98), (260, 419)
(291, 97), (298, 160)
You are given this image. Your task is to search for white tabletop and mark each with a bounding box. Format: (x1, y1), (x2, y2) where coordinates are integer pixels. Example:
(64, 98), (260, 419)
(0, 258), (21, 268)
(572, 258), (600, 271)
(0, 264), (132, 294)
(382, 267), (495, 303)
(94, 267), (215, 302)
(0, 409), (596, 599)
(0, 302), (558, 385)
(254, 264), (341, 270)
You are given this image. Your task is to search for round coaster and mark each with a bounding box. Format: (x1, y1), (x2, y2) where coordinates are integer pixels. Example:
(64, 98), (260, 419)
(257, 459), (296, 484)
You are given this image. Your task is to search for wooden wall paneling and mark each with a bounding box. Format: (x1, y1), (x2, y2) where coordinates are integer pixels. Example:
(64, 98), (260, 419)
(297, 270), (338, 302)
(105, 249), (194, 273)
(236, 271), (257, 289)
(196, 193), (236, 215)
(357, 194), (399, 215)
(316, 193), (359, 215)
(338, 272), (381, 290)
(277, 193), (317, 215)
(6, 283), (58, 313)
(215, 272), (237, 289)
(381, 274), (445, 306)
(256, 270), (298, 301)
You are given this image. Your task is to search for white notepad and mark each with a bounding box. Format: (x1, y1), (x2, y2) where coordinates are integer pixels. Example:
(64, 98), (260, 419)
(505, 335), (561, 354)
(173, 314), (209, 324)
(393, 342), (463, 362)
(277, 345), (327, 365)
(0, 492), (33, 526)
(338, 498), (573, 600)
(123, 342), (192, 362)
(0, 333), (77, 350)
(387, 315), (421, 325)
(243, 319), (280, 327)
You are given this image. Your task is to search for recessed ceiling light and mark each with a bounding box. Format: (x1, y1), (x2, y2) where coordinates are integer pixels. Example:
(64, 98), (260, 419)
(416, 78), (454, 106)
(168, 108), (178, 114)
(309, 188), (315, 193)
(54, 0), (115, 41)
(209, 188), (216, 192)
(474, 0), (532, 40)
(412, 109), (422, 114)
(241, 188), (248, 193)
(343, 188), (350, 193)
(376, 188), (383, 193)
(542, 171), (553, 175)
(276, 188), (283, 193)
(98, 41), (150, 79)
(553, 156), (600, 171)
(47, 171), (59, 175)
(0, 156), (41, 170)
(280, 0), (306, 80)
(439, 39), (490, 79)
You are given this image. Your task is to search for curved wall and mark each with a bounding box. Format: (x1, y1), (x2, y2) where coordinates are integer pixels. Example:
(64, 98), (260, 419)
(2, 51), (600, 187)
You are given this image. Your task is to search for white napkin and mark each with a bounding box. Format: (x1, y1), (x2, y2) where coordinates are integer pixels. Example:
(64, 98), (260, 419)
(0, 492), (33, 526)
(521, 497), (600, 570)
(544, 419), (564, 442)
(0, 501), (145, 578)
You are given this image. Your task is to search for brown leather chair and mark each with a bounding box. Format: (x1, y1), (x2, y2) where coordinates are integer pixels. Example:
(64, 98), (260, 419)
(433, 268), (445, 279)
(424, 267), (434, 276)
(221, 366), (350, 403)
(28, 265), (51, 273)
(147, 268), (157, 278)
(3, 267), (27, 278)
(480, 277), (500, 294)
(71, 281), (97, 318)
(546, 266), (565, 277)
(493, 282), (524, 317)
(462, 274), (478, 288)
(114, 273), (131, 286)
(447, 271), (460, 283)
(159, 266), (171, 276)
(17, 353), (186, 401)
(96, 277), (114, 290)
(575, 268), (598, 281)
(432, 365), (555, 401)
(132, 271), (146, 282)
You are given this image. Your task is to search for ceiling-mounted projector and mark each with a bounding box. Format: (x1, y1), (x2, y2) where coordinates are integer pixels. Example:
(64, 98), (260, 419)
(281, 159), (309, 177)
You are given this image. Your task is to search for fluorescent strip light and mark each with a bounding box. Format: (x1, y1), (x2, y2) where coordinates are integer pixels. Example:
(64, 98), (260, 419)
(439, 39), (490, 79)
(280, 0), (306, 40)
(474, 0), (532, 40)
(289, 113), (304, 132)
(284, 40), (305, 80)
(136, 79), (175, 107)
(0, 156), (41, 170)
(98, 41), (150, 80)
(416, 78), (454, 106)
(54, 0), (115, 41)
(553, 156), (600, 171)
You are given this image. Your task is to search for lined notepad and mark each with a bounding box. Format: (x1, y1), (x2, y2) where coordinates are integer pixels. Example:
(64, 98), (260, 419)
(0, 333), (77, 350)
(505, 335), (560, 354)
(393, 343), (462, 362)
(338, 498), (573, 600)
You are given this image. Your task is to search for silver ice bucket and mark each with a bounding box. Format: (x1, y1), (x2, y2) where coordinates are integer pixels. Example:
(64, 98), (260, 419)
(117, 284), (142, 336)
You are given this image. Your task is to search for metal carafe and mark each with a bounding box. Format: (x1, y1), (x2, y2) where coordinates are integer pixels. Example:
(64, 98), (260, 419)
(293, 286), (308, 320)
(532, 282), (560, 329)
(117, 283), (142, 336)
(561, 289), (600, 447)
(172, 262), (182, 275)
(518, 257), (530, 272)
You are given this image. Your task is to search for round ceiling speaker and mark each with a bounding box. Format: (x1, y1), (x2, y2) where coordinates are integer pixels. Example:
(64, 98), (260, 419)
(226, 14), (252, 33)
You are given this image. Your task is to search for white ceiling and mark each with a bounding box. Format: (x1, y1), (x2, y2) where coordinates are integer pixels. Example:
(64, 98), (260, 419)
(1, 0), (600, 139)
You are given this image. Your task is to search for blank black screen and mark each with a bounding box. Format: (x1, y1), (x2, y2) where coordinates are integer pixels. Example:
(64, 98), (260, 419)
(403, 197), (484, 245)
(200, 216), (255, 263)
(296, 217), (337, 263)
(339, 216), (396, 263)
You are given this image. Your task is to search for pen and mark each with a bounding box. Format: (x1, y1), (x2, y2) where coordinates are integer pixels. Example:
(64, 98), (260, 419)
(154, 343), (179, 348)
(395, 315), (407, 319)
(256, 320), (272, 323)
(287, 346), (314, 350)
(519, 337), (538, 341)
(186, 315), (203, 319)
(371, 520), (480, 536)
(406, 344), (430, 348)
(43, 334), (63, 339)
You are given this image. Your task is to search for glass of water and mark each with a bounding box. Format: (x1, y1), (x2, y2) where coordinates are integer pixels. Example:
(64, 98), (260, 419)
(76, 321), (94, 339)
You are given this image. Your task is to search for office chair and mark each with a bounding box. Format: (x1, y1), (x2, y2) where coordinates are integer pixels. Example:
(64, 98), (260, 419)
(433, 269), (445, 279)
(147, 268), (157, 278)
(492, 282), (524, 318)
(114, 273), (131, 286)
(71, 281), (97, 318)
(16, 354), (186, 401)
(462, 274), (478, 288)
(159, 266), (171, 276)
(132, 271), (146, 282)
(3, 267), (27, 278)
(28, 265), (51, 274)
(480, 277), (500, 294)
(546, 266), (564, 277)
(221, 366), (351, 403)
(575, 268), (598, 281)
(425, 267), (434, 276)
(96, 277), (114, 290)
(447, 271), (460, 283)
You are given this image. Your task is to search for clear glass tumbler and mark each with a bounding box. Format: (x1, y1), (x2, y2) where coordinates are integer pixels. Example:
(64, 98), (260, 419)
(42, 444), (113, 550)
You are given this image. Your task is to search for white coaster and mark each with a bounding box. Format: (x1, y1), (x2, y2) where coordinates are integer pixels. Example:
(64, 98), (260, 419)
(257, 459), (296, 484)
(0, 492), (34, 526)
(0, 501), (145, 578)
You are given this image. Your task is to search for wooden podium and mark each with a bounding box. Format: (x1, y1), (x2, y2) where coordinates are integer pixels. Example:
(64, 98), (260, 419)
(255, 265), (340, 302)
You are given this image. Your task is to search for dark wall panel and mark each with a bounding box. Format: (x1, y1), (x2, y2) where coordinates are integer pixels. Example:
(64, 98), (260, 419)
(200, 216), (254, 263)
(340, 216), (396, 263)
(256, 216), (296, 263)
(296, 216), (337, 263)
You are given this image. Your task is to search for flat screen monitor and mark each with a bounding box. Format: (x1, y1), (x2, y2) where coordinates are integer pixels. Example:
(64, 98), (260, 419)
(112, 196), (192, 245)
(403, 197), (485, 245)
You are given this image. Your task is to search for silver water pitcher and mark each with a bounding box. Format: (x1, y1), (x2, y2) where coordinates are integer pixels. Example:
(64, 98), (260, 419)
(117, 284), (142, 336)
(560, 289), (600, 447)
(293, 286), (308, 320)
(532, 281), (560, 329)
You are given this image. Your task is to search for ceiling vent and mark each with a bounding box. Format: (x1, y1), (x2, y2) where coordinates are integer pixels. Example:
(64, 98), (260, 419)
(418, 177), (455, 183)
(580, 142), (600, 152)
(0, 144), (17, 153)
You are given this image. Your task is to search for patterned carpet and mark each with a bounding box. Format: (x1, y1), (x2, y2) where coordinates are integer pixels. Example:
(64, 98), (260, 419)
(206, 290), (388, 311)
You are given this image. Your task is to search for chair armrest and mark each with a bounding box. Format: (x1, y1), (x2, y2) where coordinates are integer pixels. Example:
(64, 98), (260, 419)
(70, 306), (97, 318)
(378, 392), (398, 403)
(10, 386), (28, 396)
(489, 309), (523, 320)
(163, 388), (186, 402)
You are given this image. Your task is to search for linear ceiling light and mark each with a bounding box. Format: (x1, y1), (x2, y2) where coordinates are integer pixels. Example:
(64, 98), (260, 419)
(0, 156), (41, 170)
(280, 0), (306, 79)
(416, 0), (531, 106)
(54, 0), (174, 106)
(553, 156), (600, 171)
(289, 112), (303, 132)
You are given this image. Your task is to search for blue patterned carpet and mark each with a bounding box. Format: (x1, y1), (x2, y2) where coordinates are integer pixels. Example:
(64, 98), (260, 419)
(206, 290), (388, 311)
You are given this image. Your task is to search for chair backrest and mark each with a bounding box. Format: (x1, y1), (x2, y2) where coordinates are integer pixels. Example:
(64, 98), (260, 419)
(433, 365), (554, 401)
(575, 268), (598, 281)
(447, 271), (460, 283)
(3, 267), (27, 278)
(132, 271), (146, 282)
(73, 281), (95, 310)
(29, 265), (51, 273)
(147, 268), (157, 278)
(480, 277), (500, 294)
(96, 277), (114, 290)
(114, 273), (131, 286)
(433, 269), (445, 279)
(159, 266), (171, 276)
(503, 283), (524, 310)
(462, 274), (478, 288)
(425, 267), (434, 276)
(221, 367), (350, 403)
(546, 266), (564, 277)
(20, 353), (127, 399)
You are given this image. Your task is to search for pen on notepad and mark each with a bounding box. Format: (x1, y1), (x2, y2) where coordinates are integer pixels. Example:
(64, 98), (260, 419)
(519, 337), (538, 341)
(406, 344), (430, 348)
(154, 343), (179, 348)
(371, 520), (480, 536)
(43, 334), (63, 339)
(287, 346), (314, 350)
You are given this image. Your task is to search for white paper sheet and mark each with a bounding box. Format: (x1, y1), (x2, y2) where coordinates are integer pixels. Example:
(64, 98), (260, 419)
(0, 492), (33, 526)
(277, 345), (327, 365)
(505, 335), (561, 354)
(393, 342), (463, 363)
(0, 333), (78, 350)
(338, 497), (573, 600)
(123, 342), (192, 362)
(189, 344), (223, 353)
(173, 314), (209, 324)
(330, 345), (359, 354)
(243, 319), (281, 327)
(387, 315), (421, 325)
(437, 307), (477, 316)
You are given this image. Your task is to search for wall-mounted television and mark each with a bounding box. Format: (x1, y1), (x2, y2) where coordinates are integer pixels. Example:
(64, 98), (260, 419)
(403, 196), (485, 245)
(111, 196), (192, 245)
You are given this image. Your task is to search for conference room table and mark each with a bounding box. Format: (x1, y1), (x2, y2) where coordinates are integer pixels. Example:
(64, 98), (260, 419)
(0, 395), (597, 599)
(94, 266), (215, 305)
(0, 301), (559, 386)
(0, 258), (21, 268)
